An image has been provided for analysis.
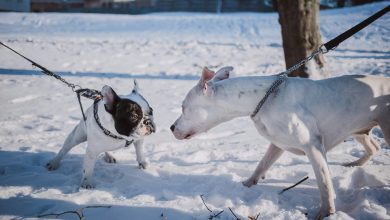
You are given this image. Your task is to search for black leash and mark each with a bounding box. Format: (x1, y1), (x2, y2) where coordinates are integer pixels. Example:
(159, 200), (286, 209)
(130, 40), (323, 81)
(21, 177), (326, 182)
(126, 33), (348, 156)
(0, 41), (102, 120)
(0, 41), (133, 146)
(0, 42), (82, 91)
(251, 5), (389, 118)
(75, 88), (102, 121)
(323, 5), (389, 52)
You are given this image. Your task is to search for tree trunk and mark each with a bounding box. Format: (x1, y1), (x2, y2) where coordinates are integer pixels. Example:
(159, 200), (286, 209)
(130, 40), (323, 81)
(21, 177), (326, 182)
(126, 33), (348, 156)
(276, 0), (326, 78)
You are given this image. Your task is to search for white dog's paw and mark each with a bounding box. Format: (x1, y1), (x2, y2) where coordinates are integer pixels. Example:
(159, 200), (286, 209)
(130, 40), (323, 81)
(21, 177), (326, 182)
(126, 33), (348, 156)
(138, 161), (149, 169)
(315, 211), (334, 220)
(315, 206), (335, 220)
(81, 179), (95, 189)
(104, 153), (117, 164)
(46, 160), (59, 171)
(242, 177), (259, 187)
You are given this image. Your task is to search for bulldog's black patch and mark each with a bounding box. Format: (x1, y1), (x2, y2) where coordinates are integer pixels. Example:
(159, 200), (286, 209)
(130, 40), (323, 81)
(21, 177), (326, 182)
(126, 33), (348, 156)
(111, 99), (143, 136)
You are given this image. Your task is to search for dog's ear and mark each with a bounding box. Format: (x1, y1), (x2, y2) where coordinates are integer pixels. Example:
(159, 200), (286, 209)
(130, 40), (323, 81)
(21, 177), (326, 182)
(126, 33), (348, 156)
(199, 67), (215, 94)
(132, 79), (140, 93)
(101, 85), (120, 114)
(212, 66), (233, 82)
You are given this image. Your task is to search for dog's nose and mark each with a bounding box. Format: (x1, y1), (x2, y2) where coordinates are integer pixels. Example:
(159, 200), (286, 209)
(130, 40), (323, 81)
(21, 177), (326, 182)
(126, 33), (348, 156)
(170, 124), (175, 132)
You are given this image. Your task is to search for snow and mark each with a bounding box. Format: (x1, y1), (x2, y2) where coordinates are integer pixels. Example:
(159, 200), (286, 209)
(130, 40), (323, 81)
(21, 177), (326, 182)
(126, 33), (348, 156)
(0, 2), (389, 220)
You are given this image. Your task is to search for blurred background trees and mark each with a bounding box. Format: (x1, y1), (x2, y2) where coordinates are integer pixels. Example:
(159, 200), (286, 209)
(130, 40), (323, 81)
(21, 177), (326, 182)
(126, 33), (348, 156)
(276, 0), (326, 78)
(1, 0), (382, 13)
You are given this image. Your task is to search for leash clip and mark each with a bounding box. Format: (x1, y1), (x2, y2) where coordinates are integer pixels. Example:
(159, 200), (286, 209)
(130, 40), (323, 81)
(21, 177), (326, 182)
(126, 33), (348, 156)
(319, 44), (329, 54)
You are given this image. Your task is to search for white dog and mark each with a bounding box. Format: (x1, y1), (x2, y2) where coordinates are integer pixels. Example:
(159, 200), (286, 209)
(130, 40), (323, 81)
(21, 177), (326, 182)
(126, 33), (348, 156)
(47, 80), (155, 189)
(171, 67), (390, 219)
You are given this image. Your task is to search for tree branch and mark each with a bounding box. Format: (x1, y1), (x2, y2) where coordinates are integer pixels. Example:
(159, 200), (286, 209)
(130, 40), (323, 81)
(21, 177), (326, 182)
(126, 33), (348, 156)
(37, 205), (111, 220)
(200, 194), (224, 220)
(279, 176), (309, 194)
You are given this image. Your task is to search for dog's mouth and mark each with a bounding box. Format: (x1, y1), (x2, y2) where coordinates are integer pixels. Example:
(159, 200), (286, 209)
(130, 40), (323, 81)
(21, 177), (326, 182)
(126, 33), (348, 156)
(144, 119), (156, 135)
(184, 132), (196, 139)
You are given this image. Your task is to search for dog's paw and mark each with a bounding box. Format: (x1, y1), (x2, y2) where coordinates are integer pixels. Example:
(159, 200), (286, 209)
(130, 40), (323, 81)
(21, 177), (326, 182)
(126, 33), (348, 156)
(104, 153), (117, 164)
(315, 209), (334, 220)
(242, 178), (258, 188)
(138, 161), (149, 169)
(315, 205), (335, 220)
(46, 160), (59, 171)
(81, 179), (95, 189)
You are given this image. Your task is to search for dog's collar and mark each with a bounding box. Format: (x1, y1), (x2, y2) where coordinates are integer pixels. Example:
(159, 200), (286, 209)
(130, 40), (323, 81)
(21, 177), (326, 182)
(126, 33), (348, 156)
(93, 99), (134, 147)
(250, 74), (288, 118)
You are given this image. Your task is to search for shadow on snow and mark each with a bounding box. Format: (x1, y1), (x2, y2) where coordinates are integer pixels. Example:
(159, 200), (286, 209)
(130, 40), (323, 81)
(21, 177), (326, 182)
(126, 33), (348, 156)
(0, 68), (198, 81)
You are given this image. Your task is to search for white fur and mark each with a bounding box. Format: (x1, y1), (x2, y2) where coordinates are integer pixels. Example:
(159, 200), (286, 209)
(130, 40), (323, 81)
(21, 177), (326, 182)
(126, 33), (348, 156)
(172, 67), (390, 219)
(47, 83), (152, 189)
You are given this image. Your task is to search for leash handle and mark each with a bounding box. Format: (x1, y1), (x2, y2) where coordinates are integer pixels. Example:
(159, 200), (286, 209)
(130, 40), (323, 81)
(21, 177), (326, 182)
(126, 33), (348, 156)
(323, 5), (389, 51)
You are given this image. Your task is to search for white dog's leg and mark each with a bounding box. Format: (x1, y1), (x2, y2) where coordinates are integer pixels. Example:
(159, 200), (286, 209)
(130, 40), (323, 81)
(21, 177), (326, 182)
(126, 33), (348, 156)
(81, 145), (100, 189)
(104, 152), (117, 163)
(291, 110), (335, 219)
(379, 120), (390, 148)
(305, 143), (336, 219)
(343, 133), (379, 167)
(134, 139), (148, 169)
(243, 143), (284, 187)
(47, 121), (87, 171)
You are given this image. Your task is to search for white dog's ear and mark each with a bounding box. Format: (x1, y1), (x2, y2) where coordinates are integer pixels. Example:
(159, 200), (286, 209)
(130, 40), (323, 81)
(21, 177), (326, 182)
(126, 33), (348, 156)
(133, 79), (140, 93)
(199, 67), (215, 95)
(101, 85), (120, 113)
(212, 66), (233, 82)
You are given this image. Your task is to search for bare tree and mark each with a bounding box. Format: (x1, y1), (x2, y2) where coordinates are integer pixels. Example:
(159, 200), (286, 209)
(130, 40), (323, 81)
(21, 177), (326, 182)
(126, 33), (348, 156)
(276, 0), (326, 78)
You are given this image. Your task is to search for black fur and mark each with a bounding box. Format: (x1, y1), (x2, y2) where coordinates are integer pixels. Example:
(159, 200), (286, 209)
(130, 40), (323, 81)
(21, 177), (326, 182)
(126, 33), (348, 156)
(113, 99), (143, 136)
(104, 93), (143, 136)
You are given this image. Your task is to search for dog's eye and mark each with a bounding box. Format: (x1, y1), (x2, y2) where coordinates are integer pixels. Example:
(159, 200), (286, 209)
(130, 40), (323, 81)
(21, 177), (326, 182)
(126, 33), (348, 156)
(143, 119), (151, 125)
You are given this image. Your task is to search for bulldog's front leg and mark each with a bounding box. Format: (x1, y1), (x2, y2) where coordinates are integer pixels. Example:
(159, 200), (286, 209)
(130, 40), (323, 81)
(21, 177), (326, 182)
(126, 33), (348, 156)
(47, 121), (87, 170)
(104, 152), (117, 163)
(134, 139), (148, 169)
(81, 145), (100, 189)
(243, 143), (284, 187)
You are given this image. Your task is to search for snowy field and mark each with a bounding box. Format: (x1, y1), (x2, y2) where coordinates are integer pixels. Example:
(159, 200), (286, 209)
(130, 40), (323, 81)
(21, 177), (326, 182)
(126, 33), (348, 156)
(0, 2), (389, 220)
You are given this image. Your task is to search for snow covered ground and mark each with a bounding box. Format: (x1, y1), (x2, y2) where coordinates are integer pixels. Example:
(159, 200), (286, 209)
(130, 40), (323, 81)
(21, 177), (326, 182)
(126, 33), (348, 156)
(0, 2), (389, 220)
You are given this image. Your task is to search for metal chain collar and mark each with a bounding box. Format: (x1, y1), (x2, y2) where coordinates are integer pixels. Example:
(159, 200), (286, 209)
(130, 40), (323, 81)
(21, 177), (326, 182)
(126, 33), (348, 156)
(250, 45), (328, 118)
(93, 99), (133, 147)
(250, 73), (288, 118)
(283, 45), (328, 76)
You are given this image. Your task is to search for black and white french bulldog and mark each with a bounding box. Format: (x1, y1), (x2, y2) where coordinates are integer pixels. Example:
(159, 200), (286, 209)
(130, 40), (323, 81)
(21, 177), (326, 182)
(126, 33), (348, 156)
(47, 80), (155, 189)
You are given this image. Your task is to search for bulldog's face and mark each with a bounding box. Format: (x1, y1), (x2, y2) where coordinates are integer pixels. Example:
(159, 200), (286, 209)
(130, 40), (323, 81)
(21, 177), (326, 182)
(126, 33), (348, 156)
(101, 80), (155, 138)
